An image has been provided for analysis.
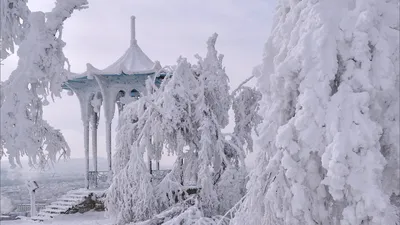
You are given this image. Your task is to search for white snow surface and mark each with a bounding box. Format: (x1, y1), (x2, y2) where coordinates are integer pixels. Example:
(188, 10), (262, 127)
(1, 212), (111, 225)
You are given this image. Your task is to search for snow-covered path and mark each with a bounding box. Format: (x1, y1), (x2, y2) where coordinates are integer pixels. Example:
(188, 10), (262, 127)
(1, 212), (112, 225)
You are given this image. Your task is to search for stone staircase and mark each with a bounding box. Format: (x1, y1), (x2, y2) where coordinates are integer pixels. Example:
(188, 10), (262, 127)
(31, 189), (96, 221)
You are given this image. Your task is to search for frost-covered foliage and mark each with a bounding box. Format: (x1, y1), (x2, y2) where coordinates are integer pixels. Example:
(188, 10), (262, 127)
(216, 166), (247, 214)
(231, 1), (399, 225)
(106, 142), (157, 225)
(131, 199), (229, 225)
(0, 0), (88, 168)
(231, 86), (262, 153)
(0, 195), (15, 214)
(0, 0), (30, 60)
(107, 34), (258, 224)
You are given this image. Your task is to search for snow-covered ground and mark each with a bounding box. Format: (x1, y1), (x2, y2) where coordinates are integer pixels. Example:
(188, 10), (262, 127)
(2, 212), (111, 225)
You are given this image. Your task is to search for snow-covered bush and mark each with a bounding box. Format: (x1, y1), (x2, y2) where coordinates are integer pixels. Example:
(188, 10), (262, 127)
(231, 0), (399, 225)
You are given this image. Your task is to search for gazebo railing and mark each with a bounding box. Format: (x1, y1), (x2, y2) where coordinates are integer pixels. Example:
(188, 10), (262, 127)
(88, 169), (172, 189)
(15, 203), (46, 213)
(151, 169), (171, 184)
(88, 171), (110, 189)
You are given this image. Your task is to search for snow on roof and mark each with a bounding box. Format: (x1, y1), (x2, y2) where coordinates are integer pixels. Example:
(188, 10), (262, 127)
(86, 42), (156, 75)
(66, 71), (86, 80)
(86, 16), (159, 76)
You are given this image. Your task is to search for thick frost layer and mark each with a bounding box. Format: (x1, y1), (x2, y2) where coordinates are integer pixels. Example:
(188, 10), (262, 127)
(0, 0), (30, 60)
(232, 0), (399, 225)
(0, 0), (88, 167)
(107, 34), (257, 224)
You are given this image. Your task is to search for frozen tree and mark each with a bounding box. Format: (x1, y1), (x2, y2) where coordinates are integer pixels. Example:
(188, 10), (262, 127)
(107, 34), (259, 224)
(0, 195), (15, 214)
(106, 141), (157, 225)
(231, 86), (262, 154)
(231, 1), (399, 225)
(106, 59), (197, 224)
(216, 165), (247, 214)
(0, 0), (88, 168)
(0, 0), (30, 60)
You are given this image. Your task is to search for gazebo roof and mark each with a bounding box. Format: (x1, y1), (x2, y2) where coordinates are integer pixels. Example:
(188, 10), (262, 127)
(86, 16), (161, 76)
(66, 16), (160, 83)
(86, 40), (157, 76)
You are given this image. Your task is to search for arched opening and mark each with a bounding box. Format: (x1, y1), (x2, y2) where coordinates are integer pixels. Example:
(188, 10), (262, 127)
(116, 90), (126, 114)
(130, 89), (140, 98)
(91, 92), (102, 116)
(155, 73), (167, 86)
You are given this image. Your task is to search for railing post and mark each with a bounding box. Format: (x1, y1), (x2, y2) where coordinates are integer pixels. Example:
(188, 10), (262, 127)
(84, 121), (90, 189)
(106, 121), (112, 172)
(148, 157), (152, 175)
(91, 112), (98, 188)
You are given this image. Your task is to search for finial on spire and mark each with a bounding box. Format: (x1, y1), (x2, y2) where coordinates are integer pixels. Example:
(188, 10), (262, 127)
(130, 16), (136, 46)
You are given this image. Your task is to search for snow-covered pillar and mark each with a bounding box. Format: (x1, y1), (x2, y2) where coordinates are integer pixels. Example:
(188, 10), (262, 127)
(93, 74), (116, 174)
(83, 120), (90, 189)
(156, 161), (160, 170)
(106, 121), (112, 172)
(91, 111), (98, 188)
(68, 86), (92, 189)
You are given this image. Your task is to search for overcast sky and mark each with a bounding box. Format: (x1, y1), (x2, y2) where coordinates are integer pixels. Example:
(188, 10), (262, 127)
(1, 0), (275, 163)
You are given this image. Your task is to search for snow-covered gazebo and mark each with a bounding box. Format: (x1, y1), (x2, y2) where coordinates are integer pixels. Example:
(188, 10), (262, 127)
(62, 16), (164, 189)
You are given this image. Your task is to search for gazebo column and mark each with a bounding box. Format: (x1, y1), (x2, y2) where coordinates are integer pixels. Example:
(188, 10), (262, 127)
(106, 120), (112, 171)
(93, 74), (116, 174)
(91, 112), (98, 188)
(70, 87), (93, 190)
(83, 120), (90, 189)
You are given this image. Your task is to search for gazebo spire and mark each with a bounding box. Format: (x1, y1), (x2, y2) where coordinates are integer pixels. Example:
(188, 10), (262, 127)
(84, 15), (156, 75)
(130, 16), (136, 46)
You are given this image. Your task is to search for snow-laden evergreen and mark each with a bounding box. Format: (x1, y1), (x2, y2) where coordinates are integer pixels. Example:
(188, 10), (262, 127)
(231, 0), (399, 225)
(0, 0), (88, 168)
(106, 34), (259, 225)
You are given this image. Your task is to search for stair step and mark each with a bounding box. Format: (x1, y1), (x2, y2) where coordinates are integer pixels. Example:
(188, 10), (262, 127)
(68, 190), (89, 195)
(46, 204), (72, 210)
(36, 212), (54, 218)
(32, 215), (52, 221)
(32, 188), (105, 221)
(63, 194), (86, 199)
(58, 197), (83, 202)
(52, 201), (74, 206)
(42, 210), (61, 214)
(43, 206), (71, 212)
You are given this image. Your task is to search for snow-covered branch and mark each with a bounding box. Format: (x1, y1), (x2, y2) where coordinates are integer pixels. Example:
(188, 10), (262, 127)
(0, 0), (88, 167)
